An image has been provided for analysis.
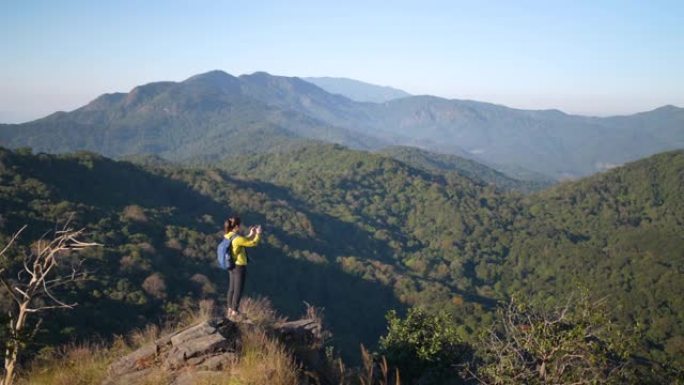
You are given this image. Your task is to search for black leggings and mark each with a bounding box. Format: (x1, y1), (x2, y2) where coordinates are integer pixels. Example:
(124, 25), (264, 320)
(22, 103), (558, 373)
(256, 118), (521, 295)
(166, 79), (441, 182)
(227, 266), (247, 311)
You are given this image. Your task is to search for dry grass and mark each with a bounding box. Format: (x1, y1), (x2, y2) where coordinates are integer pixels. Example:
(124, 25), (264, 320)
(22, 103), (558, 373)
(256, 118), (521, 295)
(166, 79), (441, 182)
(233, 327), (300, 385)
(239, 296), (287, 327)
(18, 299), (306, 385)
(137, 368), (172, 385)
(129, 323), (162, 348)
(322, 346), (402, 385)
(191, 372), (233, 385)
(17, 322), (160, 385)
(17, 342), (122, 385)
(175, 298), (218, 327)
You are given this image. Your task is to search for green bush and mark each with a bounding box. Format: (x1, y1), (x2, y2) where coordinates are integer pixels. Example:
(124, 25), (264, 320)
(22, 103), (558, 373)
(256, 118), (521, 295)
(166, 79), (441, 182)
(379, 308), (471, 383)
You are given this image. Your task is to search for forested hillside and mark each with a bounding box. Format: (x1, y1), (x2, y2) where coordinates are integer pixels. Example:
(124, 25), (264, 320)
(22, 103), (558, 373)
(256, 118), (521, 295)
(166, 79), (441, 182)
(1, 145), (683, 370)
(379, 145), (553, 191)
(221, 145), (684, 368)
(0, 147), (403, 359)
(505, 150), (684, 365)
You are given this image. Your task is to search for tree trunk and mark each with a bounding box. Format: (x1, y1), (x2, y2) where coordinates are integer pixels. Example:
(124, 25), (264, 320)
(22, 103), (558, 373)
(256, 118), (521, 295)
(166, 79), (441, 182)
(3, 304), (28, 385)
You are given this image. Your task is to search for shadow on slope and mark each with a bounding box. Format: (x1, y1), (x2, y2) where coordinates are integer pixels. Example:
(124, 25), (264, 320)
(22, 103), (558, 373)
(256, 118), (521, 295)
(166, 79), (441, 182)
(0, 148), (405, 362)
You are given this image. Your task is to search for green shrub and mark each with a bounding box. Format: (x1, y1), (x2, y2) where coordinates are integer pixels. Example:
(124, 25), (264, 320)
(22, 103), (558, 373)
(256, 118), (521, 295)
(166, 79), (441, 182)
(379, 308), (471, 383)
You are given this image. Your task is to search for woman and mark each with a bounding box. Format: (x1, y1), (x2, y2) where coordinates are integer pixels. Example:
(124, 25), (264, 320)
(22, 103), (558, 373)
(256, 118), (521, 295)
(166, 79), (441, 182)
(224, 216), (262, 319)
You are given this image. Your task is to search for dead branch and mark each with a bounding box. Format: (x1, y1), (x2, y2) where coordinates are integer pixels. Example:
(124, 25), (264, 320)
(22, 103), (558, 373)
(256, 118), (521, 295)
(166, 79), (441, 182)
(0, 224), (100, 385)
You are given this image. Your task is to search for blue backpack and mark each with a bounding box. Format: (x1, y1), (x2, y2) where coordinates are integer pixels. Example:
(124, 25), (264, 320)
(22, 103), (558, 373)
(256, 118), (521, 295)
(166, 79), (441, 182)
(216, 234), (238, 270)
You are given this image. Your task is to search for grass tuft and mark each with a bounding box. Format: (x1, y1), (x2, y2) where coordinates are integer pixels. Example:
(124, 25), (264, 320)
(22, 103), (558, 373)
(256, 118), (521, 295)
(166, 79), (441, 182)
(239, 296), (287, 327)
(234, 327), (300, 385)
(17, 343), (116, 385)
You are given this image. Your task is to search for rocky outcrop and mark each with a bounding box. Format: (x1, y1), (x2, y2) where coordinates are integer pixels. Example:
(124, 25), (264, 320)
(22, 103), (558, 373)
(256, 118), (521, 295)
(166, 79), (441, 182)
(101, 316), (323, 385)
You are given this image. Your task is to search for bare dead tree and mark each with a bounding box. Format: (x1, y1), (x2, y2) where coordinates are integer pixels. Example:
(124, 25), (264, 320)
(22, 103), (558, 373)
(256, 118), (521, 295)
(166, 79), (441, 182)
(0, 224), (100, 385)
(471, 296), (637, 385)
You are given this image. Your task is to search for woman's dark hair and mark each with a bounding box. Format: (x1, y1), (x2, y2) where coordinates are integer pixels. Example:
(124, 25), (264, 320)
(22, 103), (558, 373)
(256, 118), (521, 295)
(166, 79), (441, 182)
(224, 216), (241, 233)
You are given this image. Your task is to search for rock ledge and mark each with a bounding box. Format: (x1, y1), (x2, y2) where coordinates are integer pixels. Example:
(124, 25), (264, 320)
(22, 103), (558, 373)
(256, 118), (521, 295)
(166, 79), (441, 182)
(101, 316), (322, 385)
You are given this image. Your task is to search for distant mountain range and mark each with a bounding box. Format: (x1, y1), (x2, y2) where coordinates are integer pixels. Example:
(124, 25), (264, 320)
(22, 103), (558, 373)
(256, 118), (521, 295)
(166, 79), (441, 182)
(0, 71), (381, 163)
(302, 77), (412, 103)
(1, 70), (682, 180)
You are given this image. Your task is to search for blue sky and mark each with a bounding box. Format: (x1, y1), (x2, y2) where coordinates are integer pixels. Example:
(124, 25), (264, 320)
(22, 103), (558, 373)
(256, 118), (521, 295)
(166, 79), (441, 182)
(1, 0), (683, 122)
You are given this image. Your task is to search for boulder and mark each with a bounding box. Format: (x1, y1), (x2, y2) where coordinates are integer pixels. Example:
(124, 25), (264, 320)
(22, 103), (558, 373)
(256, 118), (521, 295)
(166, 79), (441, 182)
(108, 344), (157, 376)
(101, 368), (155, 385)
(169, 321), (219, 346)
(198, 353), (237, 371)
(102, 318), (236, 385)
(275, 318), (324, 345)
(163, 332), (230, 369)
(101, 315), (323, 385)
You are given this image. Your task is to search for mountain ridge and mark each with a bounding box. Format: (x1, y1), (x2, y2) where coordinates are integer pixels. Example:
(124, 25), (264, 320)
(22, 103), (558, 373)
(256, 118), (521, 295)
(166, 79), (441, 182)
(0, 71), (386, 162)
(302, 76), (412, 103)
(1, 70), (682, 180)
(378, 145), (553, 192)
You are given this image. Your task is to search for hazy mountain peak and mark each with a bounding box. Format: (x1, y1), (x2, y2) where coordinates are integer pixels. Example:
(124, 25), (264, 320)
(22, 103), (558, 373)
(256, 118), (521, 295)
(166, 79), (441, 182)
(239, 72), (317, 90)
(652, 104), (682, 112)
(240, 71), (273, 78)
(184, 69), (235, 82)
(240, 72), (300, 90)
(83, 92), (127, 110)
(121, 81), (176, 107)
(303, 76), (411, 103)
(240, 71), (294, 85)
(538, 108), (567, 116)
(615, 104), (684, 120)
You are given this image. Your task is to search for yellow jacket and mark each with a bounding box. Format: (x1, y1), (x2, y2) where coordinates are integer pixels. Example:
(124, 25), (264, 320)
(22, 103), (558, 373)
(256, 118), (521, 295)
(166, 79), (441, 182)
(225, 232), (261, 266)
